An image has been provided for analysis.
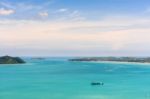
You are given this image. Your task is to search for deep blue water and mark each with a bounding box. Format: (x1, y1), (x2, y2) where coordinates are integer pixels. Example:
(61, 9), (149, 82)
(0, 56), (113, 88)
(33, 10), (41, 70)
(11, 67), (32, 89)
(0, 57), (150, 99)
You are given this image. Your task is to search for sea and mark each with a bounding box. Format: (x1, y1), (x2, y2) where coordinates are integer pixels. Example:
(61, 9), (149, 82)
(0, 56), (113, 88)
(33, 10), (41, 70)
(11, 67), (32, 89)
(0, 57), (150, 99)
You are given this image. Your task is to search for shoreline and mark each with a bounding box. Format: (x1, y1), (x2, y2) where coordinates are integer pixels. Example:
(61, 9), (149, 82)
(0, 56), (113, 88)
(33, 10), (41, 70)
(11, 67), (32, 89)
(77, 61), (150, 65)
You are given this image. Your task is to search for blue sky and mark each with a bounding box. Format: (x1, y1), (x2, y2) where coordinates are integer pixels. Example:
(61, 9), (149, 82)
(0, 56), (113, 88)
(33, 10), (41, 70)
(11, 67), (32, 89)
(0, 0), (150, 56)
(0, 0), (150, 20)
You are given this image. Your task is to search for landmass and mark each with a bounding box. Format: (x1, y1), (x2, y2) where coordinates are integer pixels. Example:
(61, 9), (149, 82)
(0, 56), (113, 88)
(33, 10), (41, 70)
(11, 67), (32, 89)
(31, 57), (45, 60)
(69, 57), (150, 63)
(0, 56), (26, 64)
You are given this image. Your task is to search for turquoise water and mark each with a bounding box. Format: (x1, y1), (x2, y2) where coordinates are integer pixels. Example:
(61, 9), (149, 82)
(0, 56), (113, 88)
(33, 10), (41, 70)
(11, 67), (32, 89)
(0, 58), (150, 99)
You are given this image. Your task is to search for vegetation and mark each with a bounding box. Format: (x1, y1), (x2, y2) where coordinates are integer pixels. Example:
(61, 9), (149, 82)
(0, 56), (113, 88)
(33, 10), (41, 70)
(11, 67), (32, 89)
(0, 56), (25, 64)
(69, 57), (150, 63)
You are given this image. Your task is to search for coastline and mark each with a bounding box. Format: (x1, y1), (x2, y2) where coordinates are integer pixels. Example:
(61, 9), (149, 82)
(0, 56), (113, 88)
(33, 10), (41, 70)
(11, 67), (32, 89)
(77, 60), (150, 65)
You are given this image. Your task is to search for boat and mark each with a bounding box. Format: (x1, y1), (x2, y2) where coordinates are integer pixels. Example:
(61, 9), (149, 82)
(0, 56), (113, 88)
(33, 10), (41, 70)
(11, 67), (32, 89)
(91, 82), (104, 86)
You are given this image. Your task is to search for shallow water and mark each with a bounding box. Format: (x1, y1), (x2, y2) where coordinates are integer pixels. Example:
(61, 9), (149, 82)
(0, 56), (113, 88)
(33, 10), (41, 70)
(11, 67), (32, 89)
(0, 57), (150, 99)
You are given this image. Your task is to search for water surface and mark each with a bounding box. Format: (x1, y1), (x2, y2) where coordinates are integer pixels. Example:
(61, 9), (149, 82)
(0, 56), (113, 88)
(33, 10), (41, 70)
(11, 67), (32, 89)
(0, 57), (150, 99)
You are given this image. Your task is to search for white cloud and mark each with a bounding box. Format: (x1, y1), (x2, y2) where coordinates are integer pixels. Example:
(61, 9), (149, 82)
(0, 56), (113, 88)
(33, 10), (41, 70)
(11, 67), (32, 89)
(57, 8), (68, 12)
(0, 8), (15, 15)
(54, 9), (85, 21)
(0, 16), (150, 56)
(39, 12), (49, 17)
(0, 1), (52, 13)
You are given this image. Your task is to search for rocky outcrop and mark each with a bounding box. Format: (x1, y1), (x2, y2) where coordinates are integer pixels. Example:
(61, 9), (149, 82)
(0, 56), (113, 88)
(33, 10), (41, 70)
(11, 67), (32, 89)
(0, 56), (25, 64)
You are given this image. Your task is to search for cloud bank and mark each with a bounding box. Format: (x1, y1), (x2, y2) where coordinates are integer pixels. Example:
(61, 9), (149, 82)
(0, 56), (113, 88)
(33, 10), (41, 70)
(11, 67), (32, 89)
(0, 0), (149, 56)
(0, 8), (14, 15)
(0, 16), (150, 56)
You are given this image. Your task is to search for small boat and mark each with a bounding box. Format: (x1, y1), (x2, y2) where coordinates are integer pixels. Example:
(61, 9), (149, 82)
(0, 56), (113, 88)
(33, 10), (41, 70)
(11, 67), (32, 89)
(91, 82), (104, 86)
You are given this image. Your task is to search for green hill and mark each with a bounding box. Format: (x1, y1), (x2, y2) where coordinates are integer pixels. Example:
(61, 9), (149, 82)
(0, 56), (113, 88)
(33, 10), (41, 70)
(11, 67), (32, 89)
(0, 56), (25, 64)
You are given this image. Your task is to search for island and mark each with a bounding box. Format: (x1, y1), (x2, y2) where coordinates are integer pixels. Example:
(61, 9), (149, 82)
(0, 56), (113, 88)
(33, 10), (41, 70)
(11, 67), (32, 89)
(69, 57), (150, 63)
(0, 56), (26, 64)
(31, 57), (45, 60)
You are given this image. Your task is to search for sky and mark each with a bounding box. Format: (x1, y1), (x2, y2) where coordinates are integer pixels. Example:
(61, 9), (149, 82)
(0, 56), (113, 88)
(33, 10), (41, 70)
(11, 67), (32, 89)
(0, 0), (150, 56)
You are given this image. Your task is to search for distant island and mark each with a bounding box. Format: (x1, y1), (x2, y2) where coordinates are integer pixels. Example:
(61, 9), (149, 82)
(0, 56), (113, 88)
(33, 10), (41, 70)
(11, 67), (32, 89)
(0, 56), (25, 64)
(31, 57), (45, 60)
(69, 57), (150, 63)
